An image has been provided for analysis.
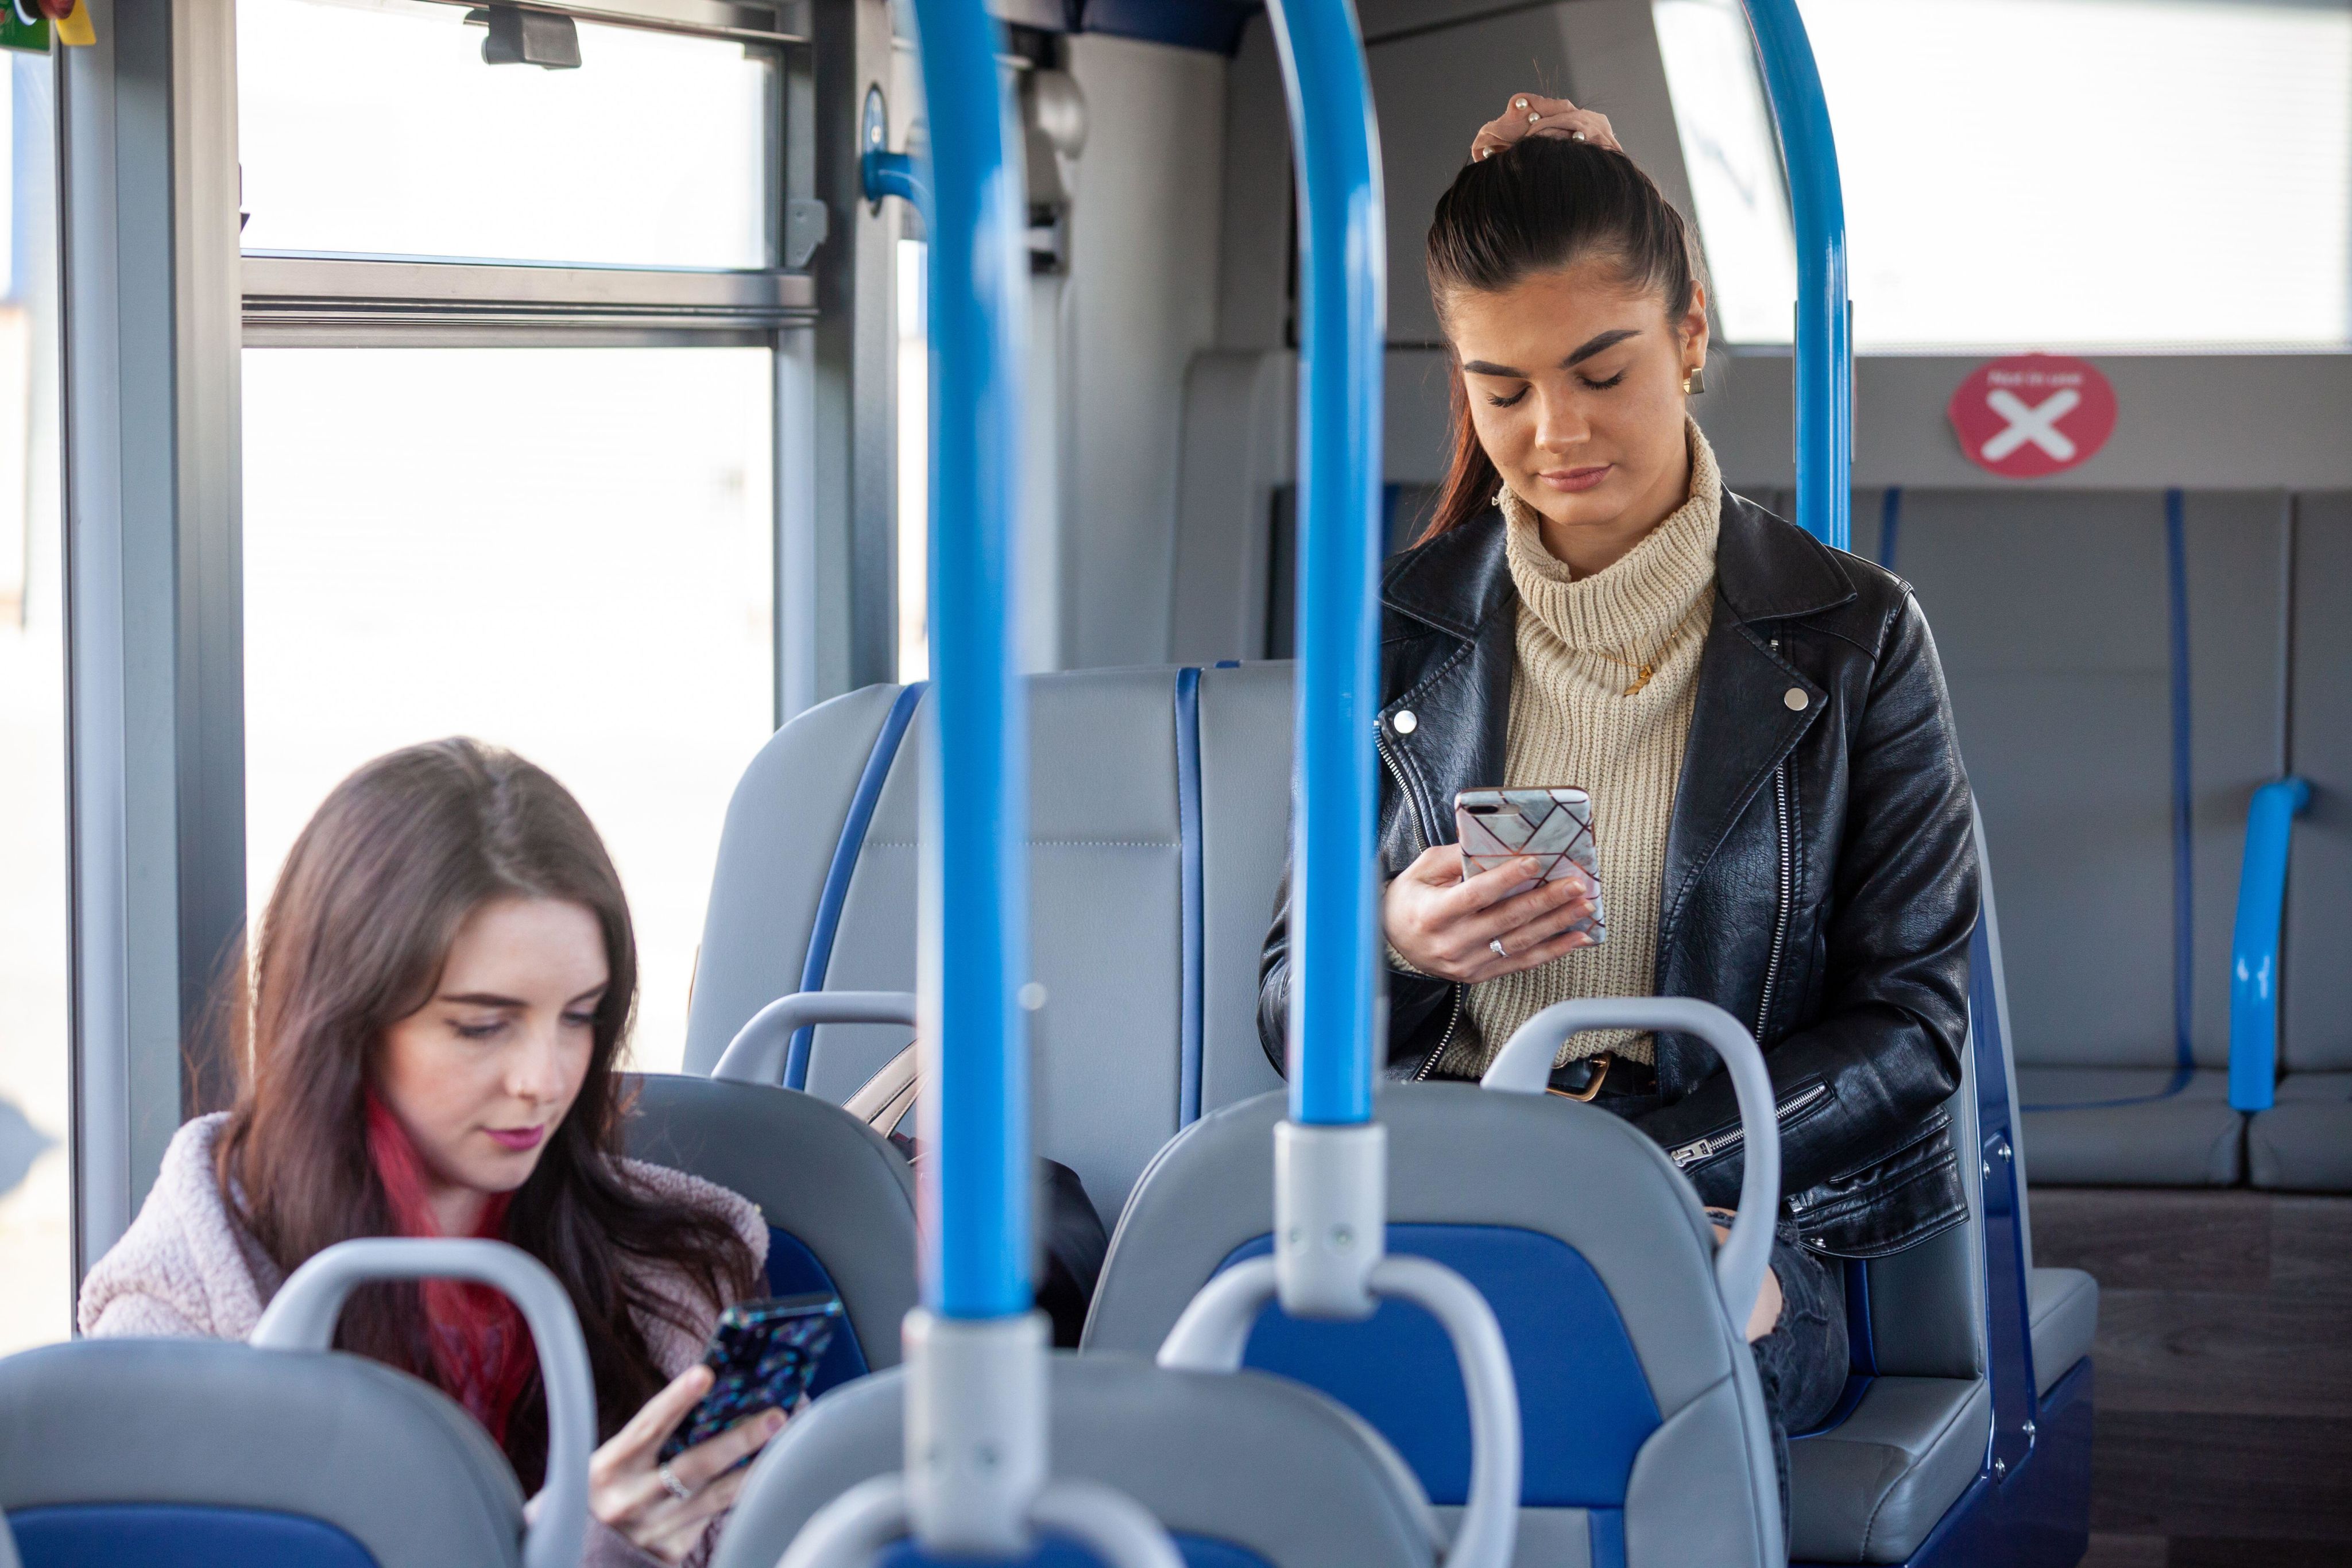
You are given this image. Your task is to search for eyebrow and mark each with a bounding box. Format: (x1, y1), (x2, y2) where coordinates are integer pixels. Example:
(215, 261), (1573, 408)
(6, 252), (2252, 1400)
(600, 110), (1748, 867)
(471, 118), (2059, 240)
(1461, 328), (1644, 379)
(439, 983), (608, 1010)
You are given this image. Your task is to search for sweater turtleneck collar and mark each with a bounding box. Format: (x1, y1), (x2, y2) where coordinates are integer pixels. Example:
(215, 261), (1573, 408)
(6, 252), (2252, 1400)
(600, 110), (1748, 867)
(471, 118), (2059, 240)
(1498, 419), (1722, 659)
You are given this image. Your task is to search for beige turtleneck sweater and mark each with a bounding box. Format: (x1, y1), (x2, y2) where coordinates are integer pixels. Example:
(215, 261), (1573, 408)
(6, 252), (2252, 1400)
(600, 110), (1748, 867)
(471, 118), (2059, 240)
(1438, 422), (1723, 1078)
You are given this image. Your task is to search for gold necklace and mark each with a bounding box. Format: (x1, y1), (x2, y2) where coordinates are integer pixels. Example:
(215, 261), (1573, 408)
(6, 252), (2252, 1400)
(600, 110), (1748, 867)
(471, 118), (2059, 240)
(1579, 597), (1711, 697)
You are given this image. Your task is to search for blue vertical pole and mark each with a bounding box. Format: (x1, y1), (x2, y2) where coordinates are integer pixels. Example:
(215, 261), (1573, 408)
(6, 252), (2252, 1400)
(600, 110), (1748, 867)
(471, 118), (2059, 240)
(1743, 0), (1850, 553)
(1268, 0), (1384, 1128)
(904, 0), (1031, 1321)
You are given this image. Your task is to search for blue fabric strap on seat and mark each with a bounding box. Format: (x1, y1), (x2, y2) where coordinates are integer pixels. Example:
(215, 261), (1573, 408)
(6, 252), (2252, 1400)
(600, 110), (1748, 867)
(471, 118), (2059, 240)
(1176, 668), (1205, 1125)
(2165, 486), (2195, 1094)
(787, 681), (927, 1091)
(10, 1503), (379, 1568)
(1876, 486), (1902, 570)
(2022, 491), (2197, 1112)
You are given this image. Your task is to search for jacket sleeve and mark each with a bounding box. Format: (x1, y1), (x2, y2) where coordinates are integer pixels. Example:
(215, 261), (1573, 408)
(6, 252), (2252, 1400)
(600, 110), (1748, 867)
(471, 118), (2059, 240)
(1259, 860), (1460, 1079)
(1634, 591), (1978, 1204)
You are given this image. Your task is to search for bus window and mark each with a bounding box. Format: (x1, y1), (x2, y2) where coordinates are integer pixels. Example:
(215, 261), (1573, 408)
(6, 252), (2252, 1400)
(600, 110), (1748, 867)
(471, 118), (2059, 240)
(238, 0), (775, 270)
(241, 347), (776, 1075)
(0, 50), (67, 1355)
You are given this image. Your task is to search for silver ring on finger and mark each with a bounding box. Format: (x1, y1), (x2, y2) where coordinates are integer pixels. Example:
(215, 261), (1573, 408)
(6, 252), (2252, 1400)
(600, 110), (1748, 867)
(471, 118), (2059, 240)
(657, 1462), (696, 1503)
(1490, 937), (1509, 959)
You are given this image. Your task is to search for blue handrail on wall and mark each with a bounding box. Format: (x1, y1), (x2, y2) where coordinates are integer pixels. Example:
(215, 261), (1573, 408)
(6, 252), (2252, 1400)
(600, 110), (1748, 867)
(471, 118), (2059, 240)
(1742, 0), (1851, 553)
(1268, 0), (1386, 1127)
(899, 0), (1032, 1321)
(2228, 777), (2311, 1113)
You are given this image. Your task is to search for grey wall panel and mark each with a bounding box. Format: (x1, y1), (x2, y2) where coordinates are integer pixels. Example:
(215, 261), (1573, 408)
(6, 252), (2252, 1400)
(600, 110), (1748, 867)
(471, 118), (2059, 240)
(2183, 494), (2291, 1065)
(1065, 36), (1227, 669)
(1893, 493), (2176, 1068)
(1212, 17), (1290, 355)
(2285, 495), (2352, 1071)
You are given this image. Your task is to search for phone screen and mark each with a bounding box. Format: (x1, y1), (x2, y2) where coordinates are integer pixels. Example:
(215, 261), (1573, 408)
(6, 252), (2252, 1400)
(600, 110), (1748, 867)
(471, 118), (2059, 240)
(657, 1292), (843, 1462)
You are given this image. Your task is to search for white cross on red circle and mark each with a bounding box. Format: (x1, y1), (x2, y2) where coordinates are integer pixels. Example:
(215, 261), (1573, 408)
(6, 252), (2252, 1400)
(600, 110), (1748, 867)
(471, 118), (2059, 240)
(1947, 355), (2117, 478)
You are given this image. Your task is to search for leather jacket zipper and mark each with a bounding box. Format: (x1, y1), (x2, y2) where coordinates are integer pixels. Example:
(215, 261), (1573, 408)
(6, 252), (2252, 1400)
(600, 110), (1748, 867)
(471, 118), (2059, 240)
(1374, 721), (1461, 1081)
(1668, 1081), (1830, 1170)
(1755, 763), (1793, 1042)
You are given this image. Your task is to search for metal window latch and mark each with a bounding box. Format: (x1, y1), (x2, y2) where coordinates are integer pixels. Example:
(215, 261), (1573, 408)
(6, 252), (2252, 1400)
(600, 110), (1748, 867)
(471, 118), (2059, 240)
(785, 200), (830, 270)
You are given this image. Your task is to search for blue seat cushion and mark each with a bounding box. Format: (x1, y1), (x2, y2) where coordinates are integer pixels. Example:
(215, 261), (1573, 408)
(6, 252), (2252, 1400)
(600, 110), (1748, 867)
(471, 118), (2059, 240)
(767, 1226), (871, 1395)
(1219, 1224), (1661, 1508)
(11, 1503), (378, 1568)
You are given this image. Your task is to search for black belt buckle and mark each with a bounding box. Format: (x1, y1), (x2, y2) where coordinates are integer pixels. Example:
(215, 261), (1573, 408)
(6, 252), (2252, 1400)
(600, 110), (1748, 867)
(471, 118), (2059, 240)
(1545, 1051), (1614, 1102)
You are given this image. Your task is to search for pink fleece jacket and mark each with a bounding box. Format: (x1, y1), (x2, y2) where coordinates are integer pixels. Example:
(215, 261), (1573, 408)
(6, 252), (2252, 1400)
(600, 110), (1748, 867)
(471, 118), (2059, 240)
(79, 1112), (770, 1568)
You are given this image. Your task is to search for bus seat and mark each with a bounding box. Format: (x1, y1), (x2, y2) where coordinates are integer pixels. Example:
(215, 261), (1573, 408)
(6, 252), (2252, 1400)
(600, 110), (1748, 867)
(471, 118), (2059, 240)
(1, 1339), (518, 1568)
(680, 664), (1291, 1220)
(1086, 1084), (1784, 1567)
(1886, 490), (2286, 1188)
(2254, 493), (2351, 1191)
(2247, 1073), (2352, 1192)
(0, 1239), (593, 1568)
(707, 1353), (1439, 1568)
(622, 1071), (919, 1392)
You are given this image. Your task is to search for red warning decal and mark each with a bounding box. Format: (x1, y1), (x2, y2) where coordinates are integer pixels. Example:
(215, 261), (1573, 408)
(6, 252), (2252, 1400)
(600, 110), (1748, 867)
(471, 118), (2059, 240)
(1947, 354), (2117, 479)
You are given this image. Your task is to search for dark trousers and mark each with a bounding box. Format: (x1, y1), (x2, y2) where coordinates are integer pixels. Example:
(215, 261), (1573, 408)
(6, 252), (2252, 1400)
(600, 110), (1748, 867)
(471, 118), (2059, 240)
(1752, 1222), (1850, 1551)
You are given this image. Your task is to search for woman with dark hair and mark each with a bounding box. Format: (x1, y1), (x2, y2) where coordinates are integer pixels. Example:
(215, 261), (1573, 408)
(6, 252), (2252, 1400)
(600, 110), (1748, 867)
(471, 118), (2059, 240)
(1258, 99), (1979, 1498)
(82, 739), (771, 1567)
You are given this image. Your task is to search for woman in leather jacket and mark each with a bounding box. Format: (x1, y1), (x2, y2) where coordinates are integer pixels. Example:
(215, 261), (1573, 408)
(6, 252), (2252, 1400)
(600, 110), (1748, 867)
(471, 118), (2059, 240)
(1256, 99), (1979, 1472)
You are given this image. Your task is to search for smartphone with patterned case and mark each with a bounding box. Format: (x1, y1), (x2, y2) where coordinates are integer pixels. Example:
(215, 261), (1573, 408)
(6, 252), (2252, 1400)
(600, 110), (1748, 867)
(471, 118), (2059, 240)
(1453, 787), (1606, 943)
(657, 1293), (842, 1462)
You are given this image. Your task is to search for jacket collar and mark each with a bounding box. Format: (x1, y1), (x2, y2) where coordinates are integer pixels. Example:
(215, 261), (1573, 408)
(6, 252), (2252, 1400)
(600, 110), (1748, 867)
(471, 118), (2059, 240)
(1381, 487), (1856, 636)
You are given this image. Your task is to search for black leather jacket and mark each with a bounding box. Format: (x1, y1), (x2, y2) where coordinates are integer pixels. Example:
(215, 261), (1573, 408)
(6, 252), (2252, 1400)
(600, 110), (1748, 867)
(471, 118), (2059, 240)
(1258, 491), (1976, 1259)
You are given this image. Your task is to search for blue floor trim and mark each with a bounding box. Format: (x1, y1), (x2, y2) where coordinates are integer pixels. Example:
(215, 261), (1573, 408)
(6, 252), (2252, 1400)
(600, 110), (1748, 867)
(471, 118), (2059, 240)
(1877, 486), (1902, 570)
(1175, 668), (1205, 1125)
(787, 682), (926, 1090)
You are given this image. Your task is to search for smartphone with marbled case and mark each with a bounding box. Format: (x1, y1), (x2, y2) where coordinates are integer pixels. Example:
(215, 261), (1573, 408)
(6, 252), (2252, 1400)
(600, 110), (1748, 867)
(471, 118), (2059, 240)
(1453, 787), (1606, 943)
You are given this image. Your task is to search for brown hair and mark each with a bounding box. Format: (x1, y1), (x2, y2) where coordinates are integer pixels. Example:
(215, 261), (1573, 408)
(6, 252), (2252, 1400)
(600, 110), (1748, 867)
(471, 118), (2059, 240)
(1419, 136), (1707, 544)
(215, 738), (757, 1488)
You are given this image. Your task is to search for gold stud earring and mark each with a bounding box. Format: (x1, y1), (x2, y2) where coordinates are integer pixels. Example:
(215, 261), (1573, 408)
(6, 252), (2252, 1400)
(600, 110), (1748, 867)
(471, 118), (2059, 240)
(1682, 364), (1707, 396)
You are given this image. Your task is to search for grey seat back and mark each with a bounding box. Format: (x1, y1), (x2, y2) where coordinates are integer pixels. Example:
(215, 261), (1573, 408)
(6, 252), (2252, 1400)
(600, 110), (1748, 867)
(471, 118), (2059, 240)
(1874, 490), (2285, 1184)
(624, 1073), (919, 1382)
(0, 1338), (524, 1568)
(709, 1353), (1437, 1568)
(1086, 1085), (1781, 1568)
(683, 664), (1290, 1218)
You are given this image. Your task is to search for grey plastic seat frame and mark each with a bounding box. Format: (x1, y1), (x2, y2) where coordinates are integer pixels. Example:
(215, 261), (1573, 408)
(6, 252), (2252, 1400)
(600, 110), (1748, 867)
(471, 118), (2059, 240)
(710, 1354), (1440, 1568)
(0, 1238), (592, 1568)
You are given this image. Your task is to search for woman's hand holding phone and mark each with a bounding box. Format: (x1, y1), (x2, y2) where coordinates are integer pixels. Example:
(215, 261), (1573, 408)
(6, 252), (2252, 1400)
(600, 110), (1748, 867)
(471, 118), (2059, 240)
(585, 1364), (786, 1565)
(1383, 845), (1597, 982)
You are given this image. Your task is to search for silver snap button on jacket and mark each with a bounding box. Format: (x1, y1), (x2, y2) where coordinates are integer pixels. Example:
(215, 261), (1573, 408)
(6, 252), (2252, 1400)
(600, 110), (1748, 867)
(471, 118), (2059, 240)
(1784, 688), (1810, 711)
(1392, 709), (1418, 734)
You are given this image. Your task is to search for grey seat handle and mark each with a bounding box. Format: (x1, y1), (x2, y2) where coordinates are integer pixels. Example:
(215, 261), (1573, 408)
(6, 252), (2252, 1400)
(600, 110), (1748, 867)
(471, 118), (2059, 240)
(1480, 997), (1781, 1336)
(1158, 1255), (1521, 1568)
(711, 991), (919, 1087)
(252, 1238), (593, 1568)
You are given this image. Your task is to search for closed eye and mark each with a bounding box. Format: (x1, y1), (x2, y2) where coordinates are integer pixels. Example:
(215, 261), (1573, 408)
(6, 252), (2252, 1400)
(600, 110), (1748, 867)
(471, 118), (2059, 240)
(1579, 369), (1627, 391)
(1484, 386), (1530, 408)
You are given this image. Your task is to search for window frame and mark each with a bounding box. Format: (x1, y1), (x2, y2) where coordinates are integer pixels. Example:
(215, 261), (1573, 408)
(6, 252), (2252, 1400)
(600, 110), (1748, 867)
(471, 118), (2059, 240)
(59, 0), (903, 1278)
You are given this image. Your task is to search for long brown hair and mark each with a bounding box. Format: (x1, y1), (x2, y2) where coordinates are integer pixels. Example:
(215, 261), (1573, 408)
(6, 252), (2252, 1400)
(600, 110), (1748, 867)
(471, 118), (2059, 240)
(215, 738), (757, 1488)
(1420, 136), (1707, 544)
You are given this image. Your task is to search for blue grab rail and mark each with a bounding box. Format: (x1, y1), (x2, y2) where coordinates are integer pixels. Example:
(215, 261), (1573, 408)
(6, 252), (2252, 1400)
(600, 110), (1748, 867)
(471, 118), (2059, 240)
(1742, 0), (1851, 553)
(2229, 777), (2311, 1113)
(1268, 0), (1385, 1127)
(899, 0), (1031, 1322)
